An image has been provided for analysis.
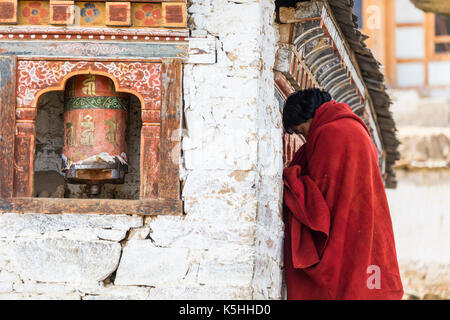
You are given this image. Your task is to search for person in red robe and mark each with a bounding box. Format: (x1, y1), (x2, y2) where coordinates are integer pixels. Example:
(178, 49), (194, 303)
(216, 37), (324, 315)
(282, 89), (404, 300)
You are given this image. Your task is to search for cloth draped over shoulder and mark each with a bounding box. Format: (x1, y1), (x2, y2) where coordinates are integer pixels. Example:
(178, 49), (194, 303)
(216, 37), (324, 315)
(283, 100), (403, 300)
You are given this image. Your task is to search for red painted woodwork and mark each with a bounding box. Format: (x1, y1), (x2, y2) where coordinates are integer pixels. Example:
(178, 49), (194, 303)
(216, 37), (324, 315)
(14, 60), (162, 198)
(63, 75), (129, 188)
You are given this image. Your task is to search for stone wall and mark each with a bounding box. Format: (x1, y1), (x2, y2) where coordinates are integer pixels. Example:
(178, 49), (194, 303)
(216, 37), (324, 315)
(0, 0), (284, 299)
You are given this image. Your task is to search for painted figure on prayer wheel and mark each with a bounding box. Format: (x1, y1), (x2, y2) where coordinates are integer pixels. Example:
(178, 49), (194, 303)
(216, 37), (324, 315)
(62, 74), (129, 195)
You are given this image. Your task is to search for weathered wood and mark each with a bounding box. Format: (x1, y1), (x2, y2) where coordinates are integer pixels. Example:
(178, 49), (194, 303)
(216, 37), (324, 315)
(411, 0), (450, 16)
(274, 46), (292, 73)
(44, 0), (186, 3)
(140, 125), (160, 199)
(279, 23), (294, 44)
(162, 2), (187, 27)
(0, 41), (188, 60)
(13, 122), (35, 197)
(274, 71), (295, 98)
(0, 56), (16, 199)
(279, 6), (296, 23)
(279, 5), (322, 24)
(0, 25), (189, 37)
(158, 59), (181, 200)
(0, 198), (183, 216)
(0, 0), (17, 24)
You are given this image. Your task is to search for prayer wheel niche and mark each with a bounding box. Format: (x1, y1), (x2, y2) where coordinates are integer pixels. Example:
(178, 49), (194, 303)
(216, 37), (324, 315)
(62, 75), (129, 195)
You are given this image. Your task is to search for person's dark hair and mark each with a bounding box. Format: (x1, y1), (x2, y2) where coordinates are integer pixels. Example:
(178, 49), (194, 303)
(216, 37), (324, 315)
(282, 89), (332, 134)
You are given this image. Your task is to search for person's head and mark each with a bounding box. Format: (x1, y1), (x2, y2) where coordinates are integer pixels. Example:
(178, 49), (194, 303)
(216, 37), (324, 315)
(282, 88), (332, 138)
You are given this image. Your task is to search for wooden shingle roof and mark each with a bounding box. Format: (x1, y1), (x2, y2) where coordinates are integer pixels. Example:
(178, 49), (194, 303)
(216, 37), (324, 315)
(327, 0), (400, 188)
(277, 0), (400, 188)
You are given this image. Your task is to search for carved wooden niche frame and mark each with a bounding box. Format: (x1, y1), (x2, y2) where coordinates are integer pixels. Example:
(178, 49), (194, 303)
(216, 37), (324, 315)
(0, 56), (183, 216)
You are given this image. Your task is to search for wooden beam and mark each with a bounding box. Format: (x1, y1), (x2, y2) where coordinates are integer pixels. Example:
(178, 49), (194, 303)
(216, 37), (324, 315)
(13, 122), (35, 197)
(0, 56), (16, 199)
(162, 2), (187, 27)
(274, 71), (295, 99)
(0, 41), (188, 60)
(0, 198), (183, 215)
(0, 25), (189, 37)
(386, 0), (397, 85)
(158, 59), (182, 200)
(396, 22), (425, 28)
(140, 125), (160, 199)
(57, 0), (186, 2)
(279, 23), (294, 44)
(279, 6), (321, 24)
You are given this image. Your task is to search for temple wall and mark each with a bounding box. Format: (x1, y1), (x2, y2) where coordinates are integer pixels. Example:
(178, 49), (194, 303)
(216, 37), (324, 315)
(0, 0), (284, 299)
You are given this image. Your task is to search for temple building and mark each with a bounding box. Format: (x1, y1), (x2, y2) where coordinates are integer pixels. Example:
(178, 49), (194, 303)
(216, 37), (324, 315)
(0, 0), (399, 299)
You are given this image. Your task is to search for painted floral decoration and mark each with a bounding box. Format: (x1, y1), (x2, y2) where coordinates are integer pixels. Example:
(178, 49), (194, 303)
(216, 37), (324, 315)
(80, 3), (100, 23)
(134, 4), (162, 26)
(22, 2), (48, 24)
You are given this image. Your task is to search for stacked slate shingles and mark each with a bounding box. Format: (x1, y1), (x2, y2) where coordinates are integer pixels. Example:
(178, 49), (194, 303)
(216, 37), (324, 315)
(327, 0), (400, 188)
(276, 0), (400, 187)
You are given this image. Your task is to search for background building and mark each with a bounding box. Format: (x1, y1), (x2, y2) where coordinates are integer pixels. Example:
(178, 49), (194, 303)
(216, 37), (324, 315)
(356, 0), (450, 299)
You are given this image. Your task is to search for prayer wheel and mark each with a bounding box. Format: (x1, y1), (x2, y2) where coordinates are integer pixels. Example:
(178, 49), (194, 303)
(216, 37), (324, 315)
(62, 74), (129, 195)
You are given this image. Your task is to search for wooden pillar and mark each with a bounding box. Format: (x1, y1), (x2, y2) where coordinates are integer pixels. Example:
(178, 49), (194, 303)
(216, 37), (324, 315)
(140, 76), (162, 199)
(140, 124), (160, 199)
(0, 56), (16, 199)
(13, 122), (35, 197)
(140, 59), (182, 200)
(158, 59), (182, 200)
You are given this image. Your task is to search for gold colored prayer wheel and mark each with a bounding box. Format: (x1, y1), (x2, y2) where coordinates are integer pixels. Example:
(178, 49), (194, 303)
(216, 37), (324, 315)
(62, 74), (129, 195)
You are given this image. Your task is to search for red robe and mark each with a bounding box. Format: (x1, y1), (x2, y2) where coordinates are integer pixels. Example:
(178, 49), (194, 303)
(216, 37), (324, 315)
(283, 100), (403, 300)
